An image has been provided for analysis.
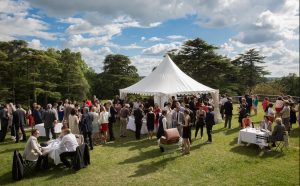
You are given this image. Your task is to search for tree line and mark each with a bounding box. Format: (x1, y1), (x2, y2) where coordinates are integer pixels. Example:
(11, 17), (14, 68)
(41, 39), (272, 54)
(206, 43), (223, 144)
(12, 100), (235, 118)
(0, 39), (298, 107)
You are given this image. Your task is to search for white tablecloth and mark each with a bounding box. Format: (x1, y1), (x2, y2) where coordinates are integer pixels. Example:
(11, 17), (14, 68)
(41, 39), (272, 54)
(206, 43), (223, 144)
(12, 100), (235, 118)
(42, 139), (63, 165)
(127, 116), (148, 134)
(34, 123), (63, 138)
(237, 128), (270, 148)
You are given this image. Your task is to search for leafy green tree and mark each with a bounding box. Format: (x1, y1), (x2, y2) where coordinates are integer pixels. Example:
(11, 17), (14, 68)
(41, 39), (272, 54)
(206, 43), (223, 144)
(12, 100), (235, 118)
(0, 40), (28, 103)
(252, 81), (284, 95)
(276, 73), (299, 96)
(58, 49), (90, 101)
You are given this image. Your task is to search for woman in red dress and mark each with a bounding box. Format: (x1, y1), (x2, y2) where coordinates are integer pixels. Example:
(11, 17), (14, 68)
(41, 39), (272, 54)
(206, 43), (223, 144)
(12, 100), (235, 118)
(26, 107), (34, 128)
(242, 114), (252, 128)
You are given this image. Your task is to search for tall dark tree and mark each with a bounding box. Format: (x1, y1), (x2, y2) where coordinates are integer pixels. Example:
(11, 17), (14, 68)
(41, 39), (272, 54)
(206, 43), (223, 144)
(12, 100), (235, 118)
(232, 48), (269, 93)
(168, 38), (239, 94)
(95, 54), (139, 98)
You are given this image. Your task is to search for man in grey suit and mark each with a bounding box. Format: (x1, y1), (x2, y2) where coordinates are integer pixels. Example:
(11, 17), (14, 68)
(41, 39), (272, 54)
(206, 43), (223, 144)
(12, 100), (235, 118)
(12, 104), (27, 143)
(172, 106), (184, 136)
(42, 104), (58, 140)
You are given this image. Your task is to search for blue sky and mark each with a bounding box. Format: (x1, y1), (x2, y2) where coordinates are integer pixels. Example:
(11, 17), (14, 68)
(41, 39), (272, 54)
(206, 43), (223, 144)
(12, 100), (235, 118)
(0, 0), (299, 76)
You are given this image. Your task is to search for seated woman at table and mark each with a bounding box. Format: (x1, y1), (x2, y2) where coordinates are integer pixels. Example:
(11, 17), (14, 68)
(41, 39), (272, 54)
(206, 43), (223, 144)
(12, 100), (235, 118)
(271, 118), (286, 147)
(242, 114), (252, 128)
(260, 115), (272, 132)
(58, 129), (79, 168)
(23, 129), (48, 170)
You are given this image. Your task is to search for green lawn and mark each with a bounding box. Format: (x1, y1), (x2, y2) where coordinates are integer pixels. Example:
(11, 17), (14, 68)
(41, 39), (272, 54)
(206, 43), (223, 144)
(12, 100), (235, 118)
(0, 105), (299, 186)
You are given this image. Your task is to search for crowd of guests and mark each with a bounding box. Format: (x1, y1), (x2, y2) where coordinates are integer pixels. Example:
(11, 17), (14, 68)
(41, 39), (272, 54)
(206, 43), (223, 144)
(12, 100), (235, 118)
(1, 93), (299, 167)
(0, 94), (217, 157)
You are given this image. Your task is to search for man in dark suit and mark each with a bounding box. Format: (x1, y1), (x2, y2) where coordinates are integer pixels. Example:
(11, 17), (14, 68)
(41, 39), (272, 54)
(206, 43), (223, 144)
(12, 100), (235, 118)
(205, 107), (215, 144)
(224, 98), (233, 129)
(12, 104), (27, 143)
(80, 107), (94, 150)
(32, 103), (43, 125)
(0, 104), (9, 142)
(133, 104), (144, 140)
(42, 104), (57, 140)
(108, 101), (117, 141)
(245, 94), (252, 114)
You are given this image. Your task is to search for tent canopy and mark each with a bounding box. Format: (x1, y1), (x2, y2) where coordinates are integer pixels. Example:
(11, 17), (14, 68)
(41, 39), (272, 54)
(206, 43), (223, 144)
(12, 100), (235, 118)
(120, 55), (222, 122)
(120, 55), (216, 96)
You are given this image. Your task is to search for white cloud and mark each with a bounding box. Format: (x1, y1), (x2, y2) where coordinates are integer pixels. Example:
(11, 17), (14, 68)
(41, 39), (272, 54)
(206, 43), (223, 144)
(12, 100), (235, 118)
(0, 0), (28, 14)
(141, 36), (146, 41)
(167, 35), (186, 40)
(72, 47), (113, 72)
(27, 0), (195, 24)
(0, 0), (56, 41)
(148, 37), (163, 42)
(142, 42), (181, 56)
(130, 55), (162, 76)
(120, 43), (144, 49)
(65, 34), (110, 47)
(219, 39), (299, 77)
(28, 39), (43, 49)
(149, 22), (162, 27)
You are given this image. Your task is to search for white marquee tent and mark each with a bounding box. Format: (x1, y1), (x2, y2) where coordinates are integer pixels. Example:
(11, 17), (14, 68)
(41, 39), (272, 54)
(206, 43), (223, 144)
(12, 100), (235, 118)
(120, 55), (222, 122)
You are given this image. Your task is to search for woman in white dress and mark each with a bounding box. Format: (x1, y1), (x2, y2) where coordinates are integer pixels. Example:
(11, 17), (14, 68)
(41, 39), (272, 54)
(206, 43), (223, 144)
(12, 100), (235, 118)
(91, 107), (100, 145)
(68, 108), (80, 134)
(164, 102), (173, 129)
(99, 106), (109, 144)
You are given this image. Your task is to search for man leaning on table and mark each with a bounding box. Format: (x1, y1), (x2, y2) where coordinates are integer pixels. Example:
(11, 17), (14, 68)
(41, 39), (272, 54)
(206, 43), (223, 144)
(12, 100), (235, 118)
(58, 128), (79, 168)
(42, 104), (58, 140)
(23, 129), (48, 169)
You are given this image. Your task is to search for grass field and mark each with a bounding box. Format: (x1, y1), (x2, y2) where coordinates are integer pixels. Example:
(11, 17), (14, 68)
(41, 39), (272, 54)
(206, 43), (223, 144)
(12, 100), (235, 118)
(0, 105), (299, 186)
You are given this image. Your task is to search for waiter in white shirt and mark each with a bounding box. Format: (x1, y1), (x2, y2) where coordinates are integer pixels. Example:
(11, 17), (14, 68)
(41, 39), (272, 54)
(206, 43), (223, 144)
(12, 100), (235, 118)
(58, 129), (79, 168)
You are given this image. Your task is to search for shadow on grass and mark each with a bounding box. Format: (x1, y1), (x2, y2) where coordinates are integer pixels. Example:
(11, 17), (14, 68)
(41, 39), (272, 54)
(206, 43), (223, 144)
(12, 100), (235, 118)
(190, 142), (208, 150)
(289, 127), (299, 138)
(0, 171), (14, 185)
(0, 148), (22, 155)
(128, 156), (178, 178)
(119, 148), (162, 165)
(0, 165), (77, 185)
(212, 127), (227, 134)
(230, 145), (286, 159)
(105, 135), (156, 151)
(0, 140), (16, 146)
(225, 128), (240, 136)
(229, 137), (238, 146)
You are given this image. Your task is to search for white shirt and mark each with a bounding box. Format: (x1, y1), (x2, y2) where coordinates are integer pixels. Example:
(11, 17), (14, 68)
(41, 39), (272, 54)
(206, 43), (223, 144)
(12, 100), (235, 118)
(99, 111), (109, 124)
(267, 108), (275, 118)
(220, 97), (228, 105)
(58, 133), (78, 153)
(162, 117), (167, 129)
